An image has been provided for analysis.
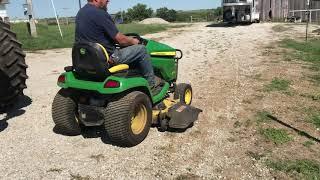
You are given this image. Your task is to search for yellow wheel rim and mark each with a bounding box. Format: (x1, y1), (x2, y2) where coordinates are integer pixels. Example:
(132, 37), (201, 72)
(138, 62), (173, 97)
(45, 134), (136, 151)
(184, 89), (192, 105)
(131, 104), (147, 135)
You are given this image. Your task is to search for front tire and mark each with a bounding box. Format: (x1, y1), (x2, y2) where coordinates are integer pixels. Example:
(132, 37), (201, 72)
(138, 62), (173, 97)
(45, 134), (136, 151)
(174, 83), (193, 105)
(103, 91), (152, 147)
(52, 89), (81, 136)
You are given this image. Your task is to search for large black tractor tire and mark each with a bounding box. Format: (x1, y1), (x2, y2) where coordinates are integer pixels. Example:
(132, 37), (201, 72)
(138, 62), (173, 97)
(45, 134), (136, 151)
(52, 89), (81, 136)
(174, 83), (193, 105)
(104, 91), (152, 147)
(223, 9), (234, 23)
(0, 20), (28, 108)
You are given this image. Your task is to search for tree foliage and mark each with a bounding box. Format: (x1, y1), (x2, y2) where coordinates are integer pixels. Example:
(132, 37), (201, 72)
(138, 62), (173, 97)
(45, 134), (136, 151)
(156, 7), (177, 22)
(214, 7), (223, 17)
(126, 3), (153, 22)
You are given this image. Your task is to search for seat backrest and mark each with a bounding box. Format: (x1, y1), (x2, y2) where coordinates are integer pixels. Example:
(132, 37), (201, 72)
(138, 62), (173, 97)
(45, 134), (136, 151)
(72, 42), (110, 81)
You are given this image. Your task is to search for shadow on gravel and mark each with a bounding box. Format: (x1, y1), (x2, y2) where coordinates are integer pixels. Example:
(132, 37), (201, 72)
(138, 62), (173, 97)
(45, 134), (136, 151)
(53, 125), (114, 145)
(54, 124), (196, 147)
(206, 22), (253, 28)
(0, 95), (32, 132)
(82, 127), (115, 146)
(157, 122), (195, 133)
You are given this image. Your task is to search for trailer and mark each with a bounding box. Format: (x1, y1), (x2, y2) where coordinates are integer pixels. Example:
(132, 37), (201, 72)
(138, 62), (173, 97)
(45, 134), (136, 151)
(222, 0), (260, 23)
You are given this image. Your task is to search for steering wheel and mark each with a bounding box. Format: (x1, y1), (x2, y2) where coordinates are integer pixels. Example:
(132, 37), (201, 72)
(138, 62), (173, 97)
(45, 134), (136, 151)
(124, 33), (148, 45)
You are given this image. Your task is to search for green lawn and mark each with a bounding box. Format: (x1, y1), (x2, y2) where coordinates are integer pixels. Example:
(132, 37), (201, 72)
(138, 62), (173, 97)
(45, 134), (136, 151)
(266, 159), (320, 179)
(264, 78), (291, 92)
(281, 38), (320, 85)
(11, 23), (184, 51)
(281, 38), (320, 72)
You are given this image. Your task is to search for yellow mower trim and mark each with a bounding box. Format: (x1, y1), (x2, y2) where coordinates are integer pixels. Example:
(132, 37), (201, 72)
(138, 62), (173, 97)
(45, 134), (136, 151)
(152, 98), (178, 123)
(108, 64), (129, 73)
(96, 43), (110, 62)
(150, 51), (176, 56)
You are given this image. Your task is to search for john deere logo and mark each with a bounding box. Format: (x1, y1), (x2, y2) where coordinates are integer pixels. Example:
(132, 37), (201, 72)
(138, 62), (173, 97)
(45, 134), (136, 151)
(80, 48), (86, 55)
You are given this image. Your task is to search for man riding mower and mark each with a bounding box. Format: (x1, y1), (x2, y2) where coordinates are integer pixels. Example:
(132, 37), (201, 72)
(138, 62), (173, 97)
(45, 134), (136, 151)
(51, 0), (202, 147)
(52, 35), (202, 147)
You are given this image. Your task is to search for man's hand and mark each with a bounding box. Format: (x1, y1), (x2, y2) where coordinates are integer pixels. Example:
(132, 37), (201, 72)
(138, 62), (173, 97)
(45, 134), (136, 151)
(115, 32), (140, 46)
(132, 38), (140, 45)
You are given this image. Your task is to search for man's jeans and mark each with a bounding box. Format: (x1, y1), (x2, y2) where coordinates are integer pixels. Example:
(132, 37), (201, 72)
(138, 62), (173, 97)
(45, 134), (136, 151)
(111, 45), (156, 87)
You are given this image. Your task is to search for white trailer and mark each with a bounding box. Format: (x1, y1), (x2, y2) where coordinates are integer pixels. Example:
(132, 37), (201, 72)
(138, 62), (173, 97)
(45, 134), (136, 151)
(222, 0), (260, 23)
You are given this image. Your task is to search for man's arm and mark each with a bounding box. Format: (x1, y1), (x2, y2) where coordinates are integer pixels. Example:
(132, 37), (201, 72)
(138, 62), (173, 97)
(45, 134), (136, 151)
(99, 12), (139, 47)
(114, 32), (139, 46)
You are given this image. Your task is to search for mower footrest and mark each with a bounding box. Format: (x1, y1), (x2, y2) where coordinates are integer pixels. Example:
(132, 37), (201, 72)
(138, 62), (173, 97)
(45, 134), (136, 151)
(168, 103), (202, 129)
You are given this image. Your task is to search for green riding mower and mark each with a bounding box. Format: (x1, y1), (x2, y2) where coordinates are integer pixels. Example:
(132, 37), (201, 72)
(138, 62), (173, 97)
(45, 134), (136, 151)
(51, 34), (202, 147)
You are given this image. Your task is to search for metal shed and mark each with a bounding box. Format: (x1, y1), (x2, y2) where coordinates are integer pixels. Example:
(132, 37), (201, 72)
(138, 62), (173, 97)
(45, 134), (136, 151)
(258, 0), (320, 23)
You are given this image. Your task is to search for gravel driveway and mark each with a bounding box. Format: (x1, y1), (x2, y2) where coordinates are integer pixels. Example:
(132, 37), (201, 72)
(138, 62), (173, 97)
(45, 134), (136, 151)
(0, 22), (286, 179)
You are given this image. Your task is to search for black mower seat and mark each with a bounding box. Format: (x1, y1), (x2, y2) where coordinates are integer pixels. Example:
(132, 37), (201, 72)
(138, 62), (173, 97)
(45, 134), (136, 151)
(72, 42), (129, 81)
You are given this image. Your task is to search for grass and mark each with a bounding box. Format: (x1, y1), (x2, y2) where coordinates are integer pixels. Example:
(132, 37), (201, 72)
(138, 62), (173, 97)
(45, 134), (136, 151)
(281, 39), (320, 63)
(11, 23), (187, 50)
(266, 159), (320, 179)
(264, 78), (291, 92)
(260, 128), (293, 145)
(303, 141), (315, 148)
(300, 93), (320, 101)
(255, 111), (273, 123)
(281, 38), (320, 85)
(309, 114), (320, 129)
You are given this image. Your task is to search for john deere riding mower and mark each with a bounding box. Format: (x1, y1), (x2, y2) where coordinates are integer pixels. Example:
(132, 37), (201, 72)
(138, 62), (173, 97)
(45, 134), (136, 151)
(0, 18), (28, 110)
(52, 34), (201, 147)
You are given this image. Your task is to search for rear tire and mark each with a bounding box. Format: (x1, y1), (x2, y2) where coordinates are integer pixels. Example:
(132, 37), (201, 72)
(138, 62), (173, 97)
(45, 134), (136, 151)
(174, 83), (193, 105)
(103, 91), (152, 147)
(0, 20), (28, 108)
(52, 89), (81, 136)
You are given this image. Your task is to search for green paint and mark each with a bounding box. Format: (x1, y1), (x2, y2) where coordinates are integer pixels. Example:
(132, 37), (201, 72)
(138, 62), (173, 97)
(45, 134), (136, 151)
(58, 72), (169, 104)
(146, 39), (178, 82)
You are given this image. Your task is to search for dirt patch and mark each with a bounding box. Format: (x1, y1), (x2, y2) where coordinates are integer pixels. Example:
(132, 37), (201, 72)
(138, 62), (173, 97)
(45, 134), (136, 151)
(139, 18), (170, 24)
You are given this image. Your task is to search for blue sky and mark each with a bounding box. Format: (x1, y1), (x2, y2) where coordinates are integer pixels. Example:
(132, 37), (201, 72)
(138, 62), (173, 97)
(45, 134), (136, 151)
(7, 0), (220, 19)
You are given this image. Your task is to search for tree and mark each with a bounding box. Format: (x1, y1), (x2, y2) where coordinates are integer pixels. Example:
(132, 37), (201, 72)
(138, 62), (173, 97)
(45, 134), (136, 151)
(156, 7), (177, 22)
(126, 3), (153, 22)
(167, 9), (177, 22)
(114, 11), (129, 24)
(214, 7), (223, 17)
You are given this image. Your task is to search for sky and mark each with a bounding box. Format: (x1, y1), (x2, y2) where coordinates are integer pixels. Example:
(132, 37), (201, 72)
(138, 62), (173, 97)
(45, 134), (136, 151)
(6, 0), (221, 19)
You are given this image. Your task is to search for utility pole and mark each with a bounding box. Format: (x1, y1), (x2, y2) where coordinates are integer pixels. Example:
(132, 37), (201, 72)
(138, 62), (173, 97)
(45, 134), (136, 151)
(306, 0), (310, 42)
(78, 0), (81, 9)
(26, 0), (37, 37)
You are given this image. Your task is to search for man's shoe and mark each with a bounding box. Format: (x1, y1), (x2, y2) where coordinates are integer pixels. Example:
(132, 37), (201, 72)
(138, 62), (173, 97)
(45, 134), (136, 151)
(151, 85), (163, 96)
(154, 76), (165, 87)
(150, 78), (165, 95)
